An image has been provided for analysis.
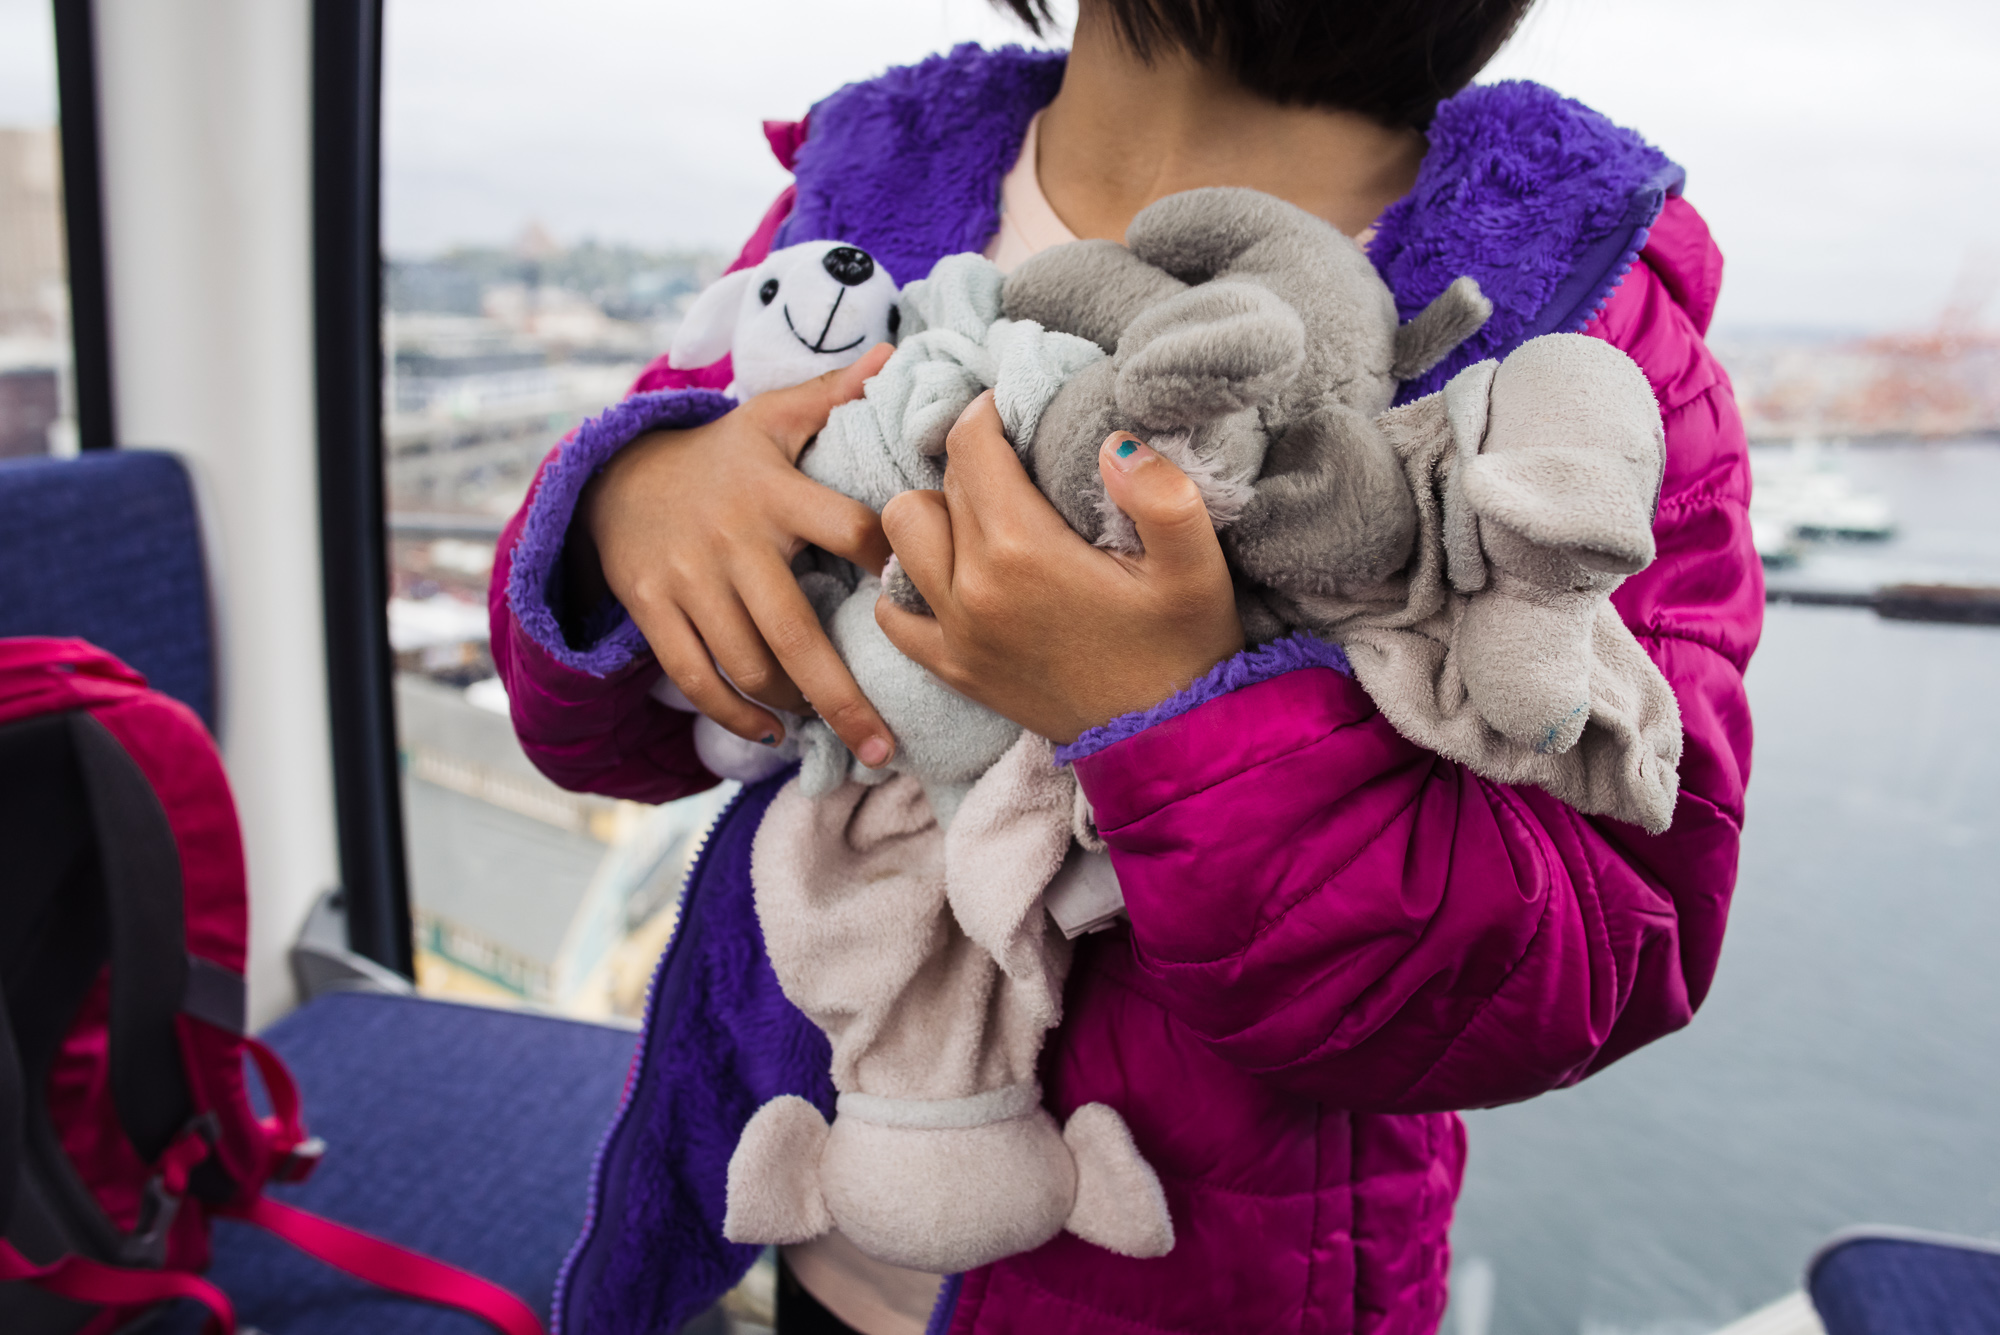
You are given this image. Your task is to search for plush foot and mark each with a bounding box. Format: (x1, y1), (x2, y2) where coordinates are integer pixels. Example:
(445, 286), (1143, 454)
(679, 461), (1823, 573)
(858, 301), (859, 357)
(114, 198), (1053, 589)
(725, 1096), (834, 1246)
(1062, 1103), (1174, 1258)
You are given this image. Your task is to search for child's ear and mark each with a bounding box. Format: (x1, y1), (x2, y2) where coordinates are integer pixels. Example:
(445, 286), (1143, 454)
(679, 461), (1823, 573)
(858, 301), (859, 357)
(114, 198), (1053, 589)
(669, 267), (757, 369)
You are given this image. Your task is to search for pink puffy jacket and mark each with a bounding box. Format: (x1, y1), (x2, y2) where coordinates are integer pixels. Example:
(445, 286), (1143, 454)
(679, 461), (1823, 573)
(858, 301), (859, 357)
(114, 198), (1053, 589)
(491, 56), (1758, 1335)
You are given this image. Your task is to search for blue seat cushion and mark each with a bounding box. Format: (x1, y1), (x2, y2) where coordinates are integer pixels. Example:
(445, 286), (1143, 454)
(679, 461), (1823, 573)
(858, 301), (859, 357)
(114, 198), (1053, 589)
(0, 450), (215, 730)
(158, 991), (634, 1334)
(1811, 1231), (2000, 1335)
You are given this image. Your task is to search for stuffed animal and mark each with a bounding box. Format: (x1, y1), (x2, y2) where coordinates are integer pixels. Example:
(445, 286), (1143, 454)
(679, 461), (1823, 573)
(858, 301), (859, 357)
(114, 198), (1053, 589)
(1002, 187), (1490, 604)
(668, 239), (901, 401)
(990, 188), (1677, 826)
(687, 190), (1680, 1279)
(687, 250), (1179, 1274)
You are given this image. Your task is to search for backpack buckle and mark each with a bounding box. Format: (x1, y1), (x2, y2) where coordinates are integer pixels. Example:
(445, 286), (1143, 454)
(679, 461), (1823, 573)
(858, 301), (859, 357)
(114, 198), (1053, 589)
(273, 1135), (326, 1184)
(121, 1176), (182, 1268)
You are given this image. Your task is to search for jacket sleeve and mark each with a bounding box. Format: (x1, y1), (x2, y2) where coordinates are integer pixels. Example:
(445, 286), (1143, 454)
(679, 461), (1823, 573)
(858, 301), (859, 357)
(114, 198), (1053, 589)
(487, 188), (800, 804)
(1069, 240), (1761, 1114)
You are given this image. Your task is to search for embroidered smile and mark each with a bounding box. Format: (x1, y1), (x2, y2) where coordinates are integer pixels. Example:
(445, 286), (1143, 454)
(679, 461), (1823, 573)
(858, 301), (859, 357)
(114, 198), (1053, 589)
(784, 289), (866, 355)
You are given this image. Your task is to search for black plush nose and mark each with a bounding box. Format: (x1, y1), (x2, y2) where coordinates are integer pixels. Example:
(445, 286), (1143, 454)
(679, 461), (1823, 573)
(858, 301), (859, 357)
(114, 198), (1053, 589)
(822, 247), (875, 286)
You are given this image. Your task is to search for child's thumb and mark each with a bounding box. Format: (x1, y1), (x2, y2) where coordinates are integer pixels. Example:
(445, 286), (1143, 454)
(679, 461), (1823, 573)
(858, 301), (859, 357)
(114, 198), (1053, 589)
(1098, 433), (1221, 574)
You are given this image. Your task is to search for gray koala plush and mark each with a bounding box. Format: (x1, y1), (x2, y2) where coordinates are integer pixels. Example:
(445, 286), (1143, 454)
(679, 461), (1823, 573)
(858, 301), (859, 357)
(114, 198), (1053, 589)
(1001, 187), (1492, 639)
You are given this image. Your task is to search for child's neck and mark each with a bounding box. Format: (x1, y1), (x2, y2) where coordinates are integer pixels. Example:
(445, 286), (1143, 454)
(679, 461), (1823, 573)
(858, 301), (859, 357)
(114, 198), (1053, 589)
(1036, 10), (1428, 242)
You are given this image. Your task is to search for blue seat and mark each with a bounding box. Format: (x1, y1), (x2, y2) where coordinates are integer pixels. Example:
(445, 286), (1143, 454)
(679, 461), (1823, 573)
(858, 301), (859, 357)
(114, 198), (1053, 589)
(0, 451), (641, 1331)
(0, 450), (215, 730)
(156, 992), (634, 1334)
(1810, 1229), (2000, 1335)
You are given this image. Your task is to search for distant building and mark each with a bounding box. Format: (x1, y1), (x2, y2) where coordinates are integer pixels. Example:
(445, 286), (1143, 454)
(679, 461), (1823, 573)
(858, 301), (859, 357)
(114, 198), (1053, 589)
(1715, 332), (2000, 442)
(0, 127), (64, 337)
(0, 126), (71, 457)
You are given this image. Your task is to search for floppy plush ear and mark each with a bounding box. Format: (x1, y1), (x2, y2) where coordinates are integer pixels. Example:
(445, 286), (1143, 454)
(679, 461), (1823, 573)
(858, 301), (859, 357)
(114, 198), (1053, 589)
(1459, 449), (1659, 571)
(1392, 276), (1492, 382)
(724, 1096), (834, 1246)
(1124, 186), (1324, 284)
(1002, 240), (1185, 352)
(1114, 281), (1306, 427)
(669, 267), (756, 369)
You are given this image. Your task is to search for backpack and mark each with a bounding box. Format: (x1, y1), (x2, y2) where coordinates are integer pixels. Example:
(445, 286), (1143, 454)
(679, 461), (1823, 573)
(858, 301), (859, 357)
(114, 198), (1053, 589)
(0, 637), (543, 1335)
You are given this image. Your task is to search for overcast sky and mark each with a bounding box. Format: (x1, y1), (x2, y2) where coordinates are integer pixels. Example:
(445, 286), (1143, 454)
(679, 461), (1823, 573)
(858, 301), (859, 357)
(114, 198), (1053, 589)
(3, 0), (1996, 334)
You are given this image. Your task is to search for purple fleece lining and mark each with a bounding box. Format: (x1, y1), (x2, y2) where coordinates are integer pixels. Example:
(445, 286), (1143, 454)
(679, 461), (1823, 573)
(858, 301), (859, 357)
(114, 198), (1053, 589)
(1056, 634), (1351, 764)
(775, 44), (1065, 285)
(552, 771), (835, 1335)
(505, 388), (735, 676)
(1369, 80), (1682, 405)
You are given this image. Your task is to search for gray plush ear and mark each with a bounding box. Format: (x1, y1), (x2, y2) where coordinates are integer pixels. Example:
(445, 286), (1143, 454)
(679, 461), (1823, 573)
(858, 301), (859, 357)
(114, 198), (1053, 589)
(1114, 282), (1306, 429)
(1392, 276), (1492, 382)
(1001, 240), (1186, 352)
(1124, 186), (1328, 284)
(1227, 403), (1417, 592)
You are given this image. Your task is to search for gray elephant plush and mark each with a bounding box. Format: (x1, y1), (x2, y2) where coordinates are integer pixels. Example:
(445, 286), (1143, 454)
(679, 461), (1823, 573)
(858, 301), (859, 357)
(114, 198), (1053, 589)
(993, 188), (1680, 829)
(1003, 186), (1490, 624)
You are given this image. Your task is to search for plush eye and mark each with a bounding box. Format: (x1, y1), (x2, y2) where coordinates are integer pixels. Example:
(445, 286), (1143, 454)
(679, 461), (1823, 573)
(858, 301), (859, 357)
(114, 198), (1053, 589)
(887, 305), (901, 338)
(759, 278), (779, 305)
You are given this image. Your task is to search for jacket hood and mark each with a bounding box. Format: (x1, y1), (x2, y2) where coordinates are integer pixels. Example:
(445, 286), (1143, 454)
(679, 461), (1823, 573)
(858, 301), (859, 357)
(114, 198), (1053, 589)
(777, 46), (1687, 406)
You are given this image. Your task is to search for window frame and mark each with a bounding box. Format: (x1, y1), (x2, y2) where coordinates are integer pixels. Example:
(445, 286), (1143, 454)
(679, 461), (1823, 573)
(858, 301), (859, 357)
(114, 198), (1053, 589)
(312, 0), (415, 978)
(51, 0), (114, 452)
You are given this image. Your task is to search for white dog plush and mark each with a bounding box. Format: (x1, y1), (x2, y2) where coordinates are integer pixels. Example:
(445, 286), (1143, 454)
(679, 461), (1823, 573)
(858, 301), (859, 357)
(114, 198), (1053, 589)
(668, 240), (902, 400)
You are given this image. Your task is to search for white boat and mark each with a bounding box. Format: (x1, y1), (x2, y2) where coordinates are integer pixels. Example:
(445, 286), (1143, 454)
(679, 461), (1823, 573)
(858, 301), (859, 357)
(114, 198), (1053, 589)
(1749, 438), (1897, 559)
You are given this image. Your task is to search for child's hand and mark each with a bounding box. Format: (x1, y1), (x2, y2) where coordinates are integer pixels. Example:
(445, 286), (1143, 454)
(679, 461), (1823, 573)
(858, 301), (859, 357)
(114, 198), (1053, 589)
(877, 393), (1243, 744)
(581, 344), (900, 764)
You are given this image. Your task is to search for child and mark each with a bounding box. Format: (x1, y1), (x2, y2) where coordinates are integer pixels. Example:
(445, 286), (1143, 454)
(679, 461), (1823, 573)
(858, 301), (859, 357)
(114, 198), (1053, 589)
(489, 2), (1760, 1332)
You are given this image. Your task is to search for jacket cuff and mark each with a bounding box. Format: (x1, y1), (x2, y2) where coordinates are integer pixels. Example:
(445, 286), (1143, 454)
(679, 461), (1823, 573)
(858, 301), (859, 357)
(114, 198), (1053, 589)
(1055, 633), (1351, 765)
(505, 388), (736, 676)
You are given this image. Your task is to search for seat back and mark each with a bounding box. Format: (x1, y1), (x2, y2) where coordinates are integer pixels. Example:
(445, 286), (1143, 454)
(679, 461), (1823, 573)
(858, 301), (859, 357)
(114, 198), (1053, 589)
(1809, 1228), (2000, 1335)
(0, 452), (214, 731)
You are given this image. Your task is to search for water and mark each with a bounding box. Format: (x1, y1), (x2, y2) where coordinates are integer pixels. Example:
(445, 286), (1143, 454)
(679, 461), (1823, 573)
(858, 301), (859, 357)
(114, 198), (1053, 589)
(1445, 440), (2000, 1335)
(1758, 437), (2000, 595)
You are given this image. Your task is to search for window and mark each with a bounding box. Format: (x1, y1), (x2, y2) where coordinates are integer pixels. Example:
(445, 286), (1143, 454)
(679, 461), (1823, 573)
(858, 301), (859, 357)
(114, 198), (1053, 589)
(0, 0), (74, 460)
(1446, 4), (2000, 1334)
(377, 0), (1051, 1020)
(370, 2), (2000, 1330)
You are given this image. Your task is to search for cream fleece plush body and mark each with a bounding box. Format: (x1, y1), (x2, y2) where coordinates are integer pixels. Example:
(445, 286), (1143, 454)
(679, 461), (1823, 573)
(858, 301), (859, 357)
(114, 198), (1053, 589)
(729, 734), (1173, 1272)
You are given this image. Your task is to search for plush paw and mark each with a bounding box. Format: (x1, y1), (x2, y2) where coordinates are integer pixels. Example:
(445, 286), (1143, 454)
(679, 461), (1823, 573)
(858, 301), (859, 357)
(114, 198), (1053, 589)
(724, 1096), (834, 1246)
(692, 715), (799, 784)
(1062, 1103), (1174, 1258)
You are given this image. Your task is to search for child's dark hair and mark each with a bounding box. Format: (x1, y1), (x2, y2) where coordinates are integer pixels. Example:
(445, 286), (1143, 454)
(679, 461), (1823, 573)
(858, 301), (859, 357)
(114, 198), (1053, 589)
(994, 0), (1536, 129)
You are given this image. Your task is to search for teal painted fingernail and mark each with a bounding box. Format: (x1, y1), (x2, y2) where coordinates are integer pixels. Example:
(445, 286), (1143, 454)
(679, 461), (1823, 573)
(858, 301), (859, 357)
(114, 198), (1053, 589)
(1115, 440), (1138, 458)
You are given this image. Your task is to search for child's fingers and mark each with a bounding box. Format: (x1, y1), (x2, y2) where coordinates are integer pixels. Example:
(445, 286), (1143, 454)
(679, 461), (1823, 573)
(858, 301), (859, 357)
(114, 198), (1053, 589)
(940, 392), (1056, 550)
(1097, 432), (1224, 579)
(752, 342), (894, 460)
(642, 604), (784, 744)
(779, 470), (894, 576)
(879, 488), (957, 611)
(874, 592), (951, 677)
(681, 586), (807, 718)
(738, 555), (896, 768)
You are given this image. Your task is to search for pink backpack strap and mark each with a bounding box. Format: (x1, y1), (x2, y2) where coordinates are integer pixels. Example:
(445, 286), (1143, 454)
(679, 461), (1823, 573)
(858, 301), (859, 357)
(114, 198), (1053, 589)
(223, 1036), (546, 1335)
(226, 1195), (545, 1335)
(0, 1240), (237, 1334)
